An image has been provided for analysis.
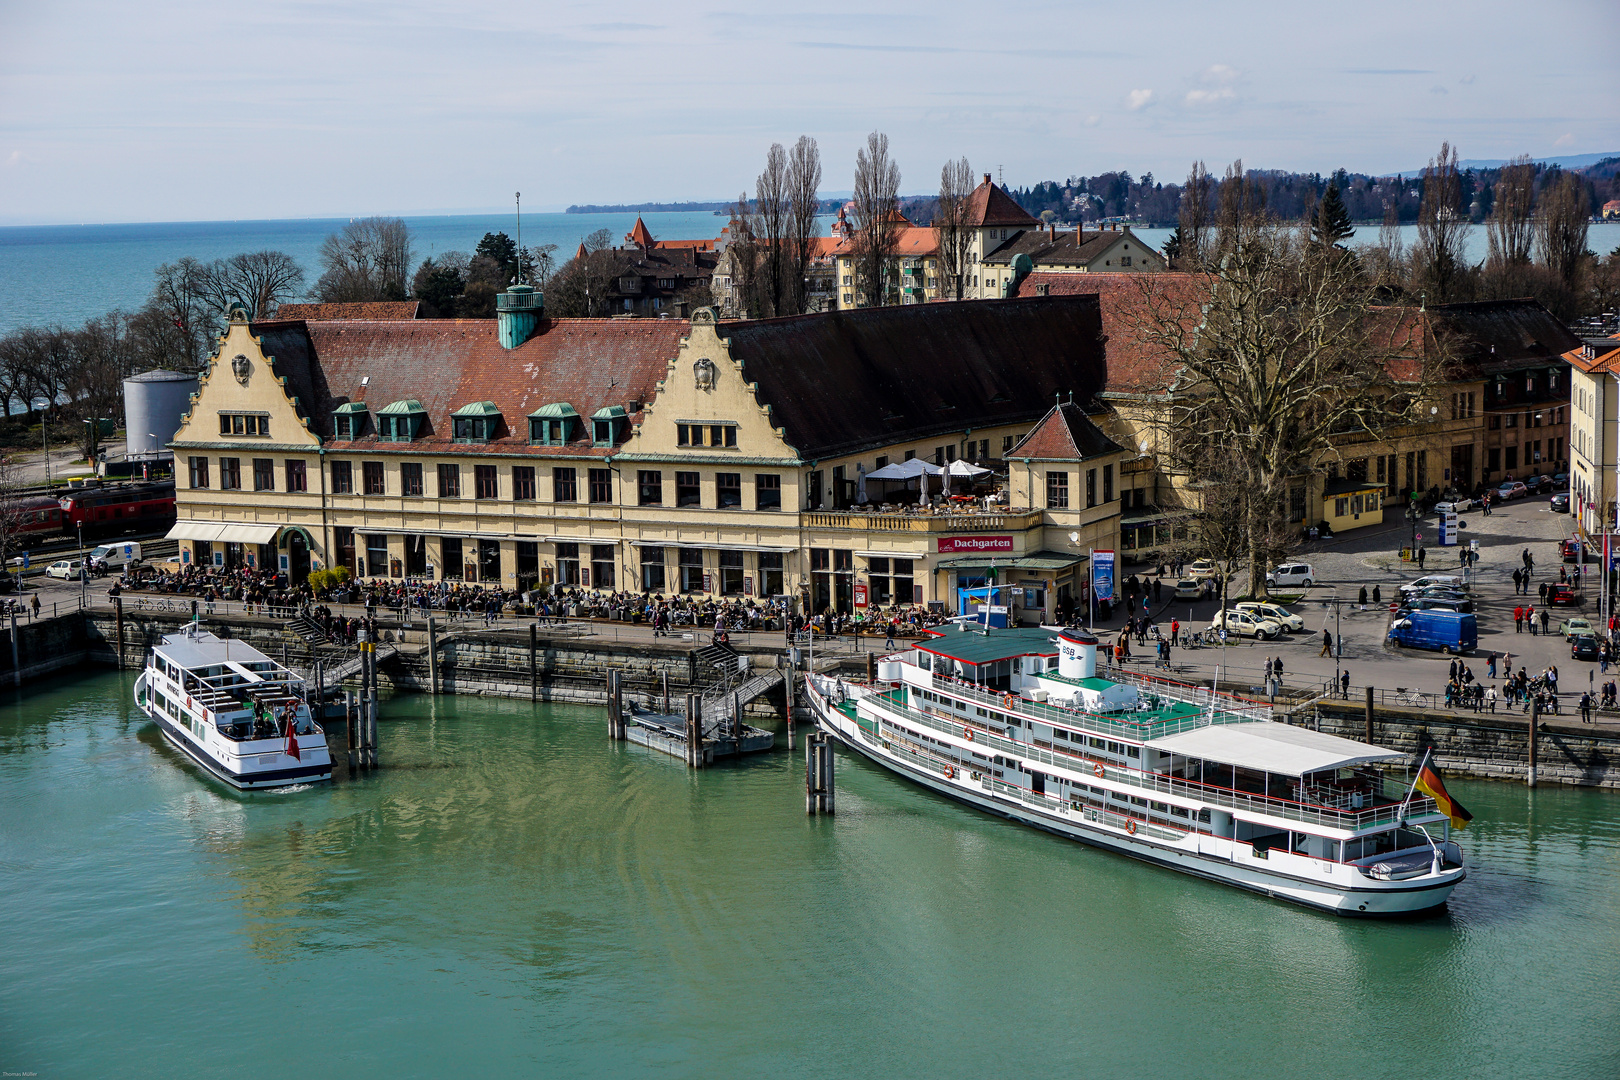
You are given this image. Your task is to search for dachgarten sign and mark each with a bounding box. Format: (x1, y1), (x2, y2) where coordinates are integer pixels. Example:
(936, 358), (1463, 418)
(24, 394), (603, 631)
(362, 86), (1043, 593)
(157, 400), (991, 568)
(937, 535), (1014, 554)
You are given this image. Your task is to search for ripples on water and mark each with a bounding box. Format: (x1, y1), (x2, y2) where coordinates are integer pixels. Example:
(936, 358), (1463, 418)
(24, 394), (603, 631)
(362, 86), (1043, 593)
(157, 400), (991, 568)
(1, 672), (1618, 1078)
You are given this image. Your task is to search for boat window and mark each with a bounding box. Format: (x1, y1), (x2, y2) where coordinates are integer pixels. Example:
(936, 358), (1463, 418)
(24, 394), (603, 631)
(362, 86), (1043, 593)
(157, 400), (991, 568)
(1127, 747), (1140, 759)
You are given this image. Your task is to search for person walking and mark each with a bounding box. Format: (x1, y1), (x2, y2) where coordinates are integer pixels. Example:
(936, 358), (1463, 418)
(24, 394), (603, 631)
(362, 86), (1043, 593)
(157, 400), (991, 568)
(1340, 671), (1350, 698)
(1170, 617), (1180, 647)
(1523, 548), (1535, 576)
(1486, 686), (1498, 713)
(1153, 577), (1163, 603)
(1487, 652), (1498, 679)
(1540, 608), (1551, 635)
(1538, 580), (1549, 604)
(1273, 656), (1283, 683)
(1372, 584), (1381, 605)
(1417, 545), (1427, 569)
(1526, 605), (1536, 635)
(1319, 628), (1333, 657)
(1581, 691), (1594, 724)
(1514, 605), (1524, 633)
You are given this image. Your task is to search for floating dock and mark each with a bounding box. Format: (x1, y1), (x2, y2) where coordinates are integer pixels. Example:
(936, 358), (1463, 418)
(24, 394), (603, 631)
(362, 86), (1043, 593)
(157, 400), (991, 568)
(624, 700), (775, 764)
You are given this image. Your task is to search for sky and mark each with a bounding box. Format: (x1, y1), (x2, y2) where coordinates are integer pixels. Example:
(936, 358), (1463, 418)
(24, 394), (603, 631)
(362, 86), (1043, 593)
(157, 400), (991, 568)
(3, 0), (1618, 225)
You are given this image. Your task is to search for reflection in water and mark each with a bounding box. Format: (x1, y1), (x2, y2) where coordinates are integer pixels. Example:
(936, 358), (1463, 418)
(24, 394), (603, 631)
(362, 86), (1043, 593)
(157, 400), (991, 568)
(2, 672), (1619, 1079)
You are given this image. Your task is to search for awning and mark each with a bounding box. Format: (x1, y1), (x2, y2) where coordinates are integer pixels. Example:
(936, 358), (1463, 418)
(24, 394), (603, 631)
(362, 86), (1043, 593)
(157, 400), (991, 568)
(935, 551), (1085, 571)
(1145, 722), (1405, 778)
(217, 524), (281, 544)
(165, 521), (279, 544)
(166, 521), (226, 542)
(626, 540), (794, 553)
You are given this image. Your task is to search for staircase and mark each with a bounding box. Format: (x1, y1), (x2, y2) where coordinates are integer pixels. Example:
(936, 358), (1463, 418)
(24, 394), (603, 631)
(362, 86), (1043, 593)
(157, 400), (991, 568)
(698, 667), (785, 732)
(287, 614), (330, 645)
(695, 641), (740, 677)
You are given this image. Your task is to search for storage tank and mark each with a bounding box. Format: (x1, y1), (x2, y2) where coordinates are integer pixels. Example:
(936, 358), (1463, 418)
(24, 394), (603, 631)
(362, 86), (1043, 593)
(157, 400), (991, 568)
(123, 369), (200, 455)
(1057, 629), (1098, 679)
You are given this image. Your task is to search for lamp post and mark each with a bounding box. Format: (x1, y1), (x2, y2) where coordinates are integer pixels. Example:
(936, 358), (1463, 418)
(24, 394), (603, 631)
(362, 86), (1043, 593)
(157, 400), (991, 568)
(35, 400), (49, 484)
(76, 521), (87, 606)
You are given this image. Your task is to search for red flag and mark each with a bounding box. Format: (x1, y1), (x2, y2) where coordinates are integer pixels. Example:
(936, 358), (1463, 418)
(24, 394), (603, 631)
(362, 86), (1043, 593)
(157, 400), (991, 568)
(285, 709), (301, 761)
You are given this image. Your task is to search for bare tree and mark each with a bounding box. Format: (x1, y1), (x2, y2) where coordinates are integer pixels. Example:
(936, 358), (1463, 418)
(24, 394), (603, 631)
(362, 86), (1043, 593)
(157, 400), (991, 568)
(147, 257), (213, 368)
(67, 313), (134, 460)
(0, 453), (33, 581)
(314, 217), (414, 302)
(786, 136), (823, 314)
(1537, 171), (1591, 295)
(1412, 142), (1470, 304)
(1214, 159), (1268, 256)
(544, 229), (618, 317)
(1125, 229), (1432, 593)
(1487, 156), (1536, 268)
(935, 157), (974, 301)
(754, 143), (791, 318)
(1177, 161), (1215, 268)
(851, 131), (902, 307)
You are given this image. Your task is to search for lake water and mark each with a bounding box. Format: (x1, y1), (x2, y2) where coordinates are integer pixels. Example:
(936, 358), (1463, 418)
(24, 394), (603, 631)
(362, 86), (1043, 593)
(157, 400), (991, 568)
(2, 672), (1617, 1078)
(3, 216), (1616, 338)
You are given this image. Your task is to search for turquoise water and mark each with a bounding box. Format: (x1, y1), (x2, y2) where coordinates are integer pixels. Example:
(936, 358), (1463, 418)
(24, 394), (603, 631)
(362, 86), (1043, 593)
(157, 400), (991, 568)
(2, 672), (1618, 1078)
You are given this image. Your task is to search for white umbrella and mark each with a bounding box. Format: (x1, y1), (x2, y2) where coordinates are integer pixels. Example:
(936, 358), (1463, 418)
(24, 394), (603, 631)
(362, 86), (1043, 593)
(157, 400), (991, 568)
(946, 459), (990, 478)
(866, 459), (943, 481)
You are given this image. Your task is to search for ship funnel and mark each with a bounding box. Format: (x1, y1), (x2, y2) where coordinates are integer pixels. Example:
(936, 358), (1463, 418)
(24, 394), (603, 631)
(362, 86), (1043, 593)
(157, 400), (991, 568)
(1057, 629), (1097, 679)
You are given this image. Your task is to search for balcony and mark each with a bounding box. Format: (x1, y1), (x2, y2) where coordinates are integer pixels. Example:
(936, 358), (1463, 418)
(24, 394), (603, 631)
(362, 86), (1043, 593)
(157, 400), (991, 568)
(804, 508), (1044, 533)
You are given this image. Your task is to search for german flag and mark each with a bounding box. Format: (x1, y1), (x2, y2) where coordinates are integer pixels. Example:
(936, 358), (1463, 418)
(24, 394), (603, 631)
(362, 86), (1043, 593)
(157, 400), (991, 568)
(1414, 762), (1473, 829)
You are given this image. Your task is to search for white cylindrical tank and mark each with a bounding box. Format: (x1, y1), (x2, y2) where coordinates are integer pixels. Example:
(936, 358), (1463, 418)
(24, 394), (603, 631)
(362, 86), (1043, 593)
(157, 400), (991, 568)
(123, 370), (200, 455)
(1057, 629), (1098, 679)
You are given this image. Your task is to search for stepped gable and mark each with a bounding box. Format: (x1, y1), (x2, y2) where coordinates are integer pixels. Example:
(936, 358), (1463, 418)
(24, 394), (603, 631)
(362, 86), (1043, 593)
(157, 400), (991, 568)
(961, 174), (1041, 229)
(249, 317), (688, 454)
(719, 295), (1107, 460)
(1007, 400), (1123, 461)
(273, 301), (420, 320)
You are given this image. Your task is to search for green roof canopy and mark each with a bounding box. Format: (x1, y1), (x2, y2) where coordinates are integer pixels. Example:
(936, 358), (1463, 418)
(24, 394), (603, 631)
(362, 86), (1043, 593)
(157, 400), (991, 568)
(452, 401), (501, 417)
(916, 625), (1058, 665)
(592, 405), (627, 419)
(378, 399), (425, 415)
(332, 401), (368, 414)
(529, 402), (579, 419)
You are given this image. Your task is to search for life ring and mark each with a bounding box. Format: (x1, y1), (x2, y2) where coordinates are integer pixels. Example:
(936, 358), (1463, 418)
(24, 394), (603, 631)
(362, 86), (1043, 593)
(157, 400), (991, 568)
(1004, 694), (1016, 709)
(963, 728), (974, 741)
(1127, 820), (1137, 835)
(944, 765), (956, 779)
(1093, 762), (1105, 778)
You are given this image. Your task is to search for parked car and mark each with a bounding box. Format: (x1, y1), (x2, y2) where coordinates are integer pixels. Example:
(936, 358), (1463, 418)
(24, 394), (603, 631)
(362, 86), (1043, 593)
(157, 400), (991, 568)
(1551, 493), (1571, 513)
(45, 559), (83, 580)
(1405, 596), (1473, 614)
(1233, 601), (1305, 632)
(87, 541), (143, 573)
(1561, 616), (1594, 641)
(1209, 608), (1284, 640)
(1572, 635), (1601, 661)
(1173, 578), (1202, 601)
(1388, 609), (1477, 654)
(1264, 563), (1316, 590)
(1434, 496), (1476, 514)
(1549, 583), (1581, 606)
(1552, 472), (1570, 491)
(1496, 481), (1528, 501)
(1560, 539), (1593, 563)
(1417, 588), (1473, 611)
(1400, 575), (1463, 596)
(1185, 559), (1220, 579)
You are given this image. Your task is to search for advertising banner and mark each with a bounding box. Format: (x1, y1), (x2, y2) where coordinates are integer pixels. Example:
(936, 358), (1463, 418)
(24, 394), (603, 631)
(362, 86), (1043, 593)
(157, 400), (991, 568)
(937, 535), (1013, 554)
(1092, 550), (1116, 602)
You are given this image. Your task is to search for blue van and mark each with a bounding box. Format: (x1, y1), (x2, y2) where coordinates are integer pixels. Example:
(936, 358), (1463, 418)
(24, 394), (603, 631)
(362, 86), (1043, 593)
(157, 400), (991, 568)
(1388, 609), (1477, 654)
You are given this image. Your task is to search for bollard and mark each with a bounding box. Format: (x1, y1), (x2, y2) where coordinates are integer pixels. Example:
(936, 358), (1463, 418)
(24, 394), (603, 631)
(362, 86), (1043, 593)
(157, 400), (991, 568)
(784, 671), (795, 750)
(1365, 686), (1374, 745)
(368, 686), (379, 769)
(607, 669), (624, 740)
(530, 623), (538, 703)
(806, 732), (835, 814)
(733, 690), (742, 742)
(1528, 699), (1539, 788)
(427, 616), (440, 696)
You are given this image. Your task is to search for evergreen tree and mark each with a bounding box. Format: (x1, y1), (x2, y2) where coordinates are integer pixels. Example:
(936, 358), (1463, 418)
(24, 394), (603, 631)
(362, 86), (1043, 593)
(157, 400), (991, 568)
(476, 232), (521, 283)
(1312, 184), (1354, 247)
(1161, 224), (1184, 265)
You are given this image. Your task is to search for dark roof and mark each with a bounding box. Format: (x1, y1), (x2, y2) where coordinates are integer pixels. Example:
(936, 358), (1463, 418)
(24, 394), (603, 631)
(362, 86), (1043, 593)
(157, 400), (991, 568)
(1007, 401), (1124, 461)
(1424, 299), (1582, 376)
(248, 317), (689, 456)
(274, 301), (420, 320)
(1012, 272), (1197, 395)
(1322, 477), (1382, 497)
(961, 176), (1041, 229)
(983, 228), (1154, 267)
(721, 296), (1110, 459)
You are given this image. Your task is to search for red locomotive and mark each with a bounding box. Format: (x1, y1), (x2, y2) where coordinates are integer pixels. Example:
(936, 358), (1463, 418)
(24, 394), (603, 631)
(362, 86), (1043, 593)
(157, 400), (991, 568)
(57, 481), (176, 537)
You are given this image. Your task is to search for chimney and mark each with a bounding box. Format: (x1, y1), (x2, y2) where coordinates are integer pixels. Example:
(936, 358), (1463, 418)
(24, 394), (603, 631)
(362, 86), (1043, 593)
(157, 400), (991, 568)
(983, 173), (992, 185)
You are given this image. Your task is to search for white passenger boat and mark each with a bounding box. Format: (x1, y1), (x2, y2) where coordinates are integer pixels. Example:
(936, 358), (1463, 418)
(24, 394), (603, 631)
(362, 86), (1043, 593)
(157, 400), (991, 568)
(807, 625), (1465, 916)
(133, 624), (332, 789)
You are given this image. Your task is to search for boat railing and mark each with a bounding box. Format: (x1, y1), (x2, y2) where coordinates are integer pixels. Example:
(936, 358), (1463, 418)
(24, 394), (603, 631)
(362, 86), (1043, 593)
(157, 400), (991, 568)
(883, 693), (1436, 831)
(926, 672), (1266, 741)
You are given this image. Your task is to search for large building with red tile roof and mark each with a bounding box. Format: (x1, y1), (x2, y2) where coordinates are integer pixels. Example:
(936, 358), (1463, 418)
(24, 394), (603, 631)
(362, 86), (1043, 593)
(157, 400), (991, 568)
(273, 301), (421, 321)
(1563, 332), (1620, 537)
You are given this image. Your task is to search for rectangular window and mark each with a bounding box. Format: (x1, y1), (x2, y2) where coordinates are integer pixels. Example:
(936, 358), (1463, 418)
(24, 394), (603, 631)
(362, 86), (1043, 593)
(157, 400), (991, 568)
(401, 462), (423, 497)
(284, 459), (307, 492)
(719, 550), (744, 595)
(717, 473), (741, 508)
(676, 471), (701, 507)
(679, 548), (704, 593)
(253, 458), (274, 492)
(678, 424), (699, 446)
(475, 464), (498, 500)
(591, 545), (614, 589)
(219, 457), (241, 490)
(640, 547), (666, 591)
(1002, 435), (1015, 455)
(188, 456), (209, 489)
(759, 552), (783, 597)
(365, 535), (389, 579)
(1101, 464), (1113, 504)
(1086, 468), (1097, 508)
(1046, 471), (1069, 509)
(553, 467), (577, 502)
(806, 470), (823, 509)
(437, 463), (460, 498)
(1488, 447), (1501, 472)
(589, 468), (612, 504)
(755, 473), (781, 510)
(512, 466), (535, 501)
(555, 542), (579, 586)
(1505, 446), (1518, 471)
(330, 460), (351, 494)
(334, 527), (356, 574)
(639, 470), (663, 506)
(363, 461), (385, 495)
(441, 537), (463, 581)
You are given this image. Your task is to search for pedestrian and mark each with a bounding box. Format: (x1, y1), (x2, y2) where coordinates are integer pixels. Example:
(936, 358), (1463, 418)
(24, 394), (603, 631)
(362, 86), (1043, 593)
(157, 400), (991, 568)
(1540, 609), (1550, 635)
(1486, 686), (1498, 713)
(1340, 671), (1350, 698)
(1448, 657), (1460, 682)
(1487, 652), (1497, 679)
(1372, 584), (1381, 605)
(1154, 577), (1162, 603)
(1273, 656), (1283, 682)
(1319, 628), (1333, 657)
(1170, 617), (1180, 646)
(1417, 545), (1427, 569)
(1459, 548), (1467, 567)
(1539, 580), (1549, 603)
(1514, 606), (1524, 633)
(29, 593), (38, 618)
(1581, 691), (1593, 724)
(1523, 548), (1535, 576)
(1526, 605), (1536, 635)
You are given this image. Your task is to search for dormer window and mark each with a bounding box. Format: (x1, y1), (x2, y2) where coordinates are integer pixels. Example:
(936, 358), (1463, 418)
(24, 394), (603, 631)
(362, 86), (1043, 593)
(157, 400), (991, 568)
(591, 405), (627, 447)
(451, 401), (501, 444)
(528, 403), (579, 446)
(377, 399), (425, 442)
(1548, 369), (1559, 391)
(332, 402), (368, 440)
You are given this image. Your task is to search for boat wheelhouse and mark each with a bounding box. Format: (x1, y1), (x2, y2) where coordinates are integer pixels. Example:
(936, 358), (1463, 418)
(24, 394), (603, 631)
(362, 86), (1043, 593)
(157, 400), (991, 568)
(807, 624), (1465, 916)
(133, 625), (331, 789)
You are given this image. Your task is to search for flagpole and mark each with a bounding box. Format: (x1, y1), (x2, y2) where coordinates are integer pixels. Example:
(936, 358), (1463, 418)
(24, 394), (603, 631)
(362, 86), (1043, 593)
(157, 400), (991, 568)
(1397, 745), (1432, 824)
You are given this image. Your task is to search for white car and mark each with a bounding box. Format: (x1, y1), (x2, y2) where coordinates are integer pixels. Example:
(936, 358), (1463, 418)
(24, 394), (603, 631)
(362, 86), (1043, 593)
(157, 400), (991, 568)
(1400, 575), (1463, 596)
(1434, 499), (1475, 515)
(1264, 563), (1316, 589)
(46, 559), (83, 580)
(1185, 559), (1220, 579)
(1209, 608), (1284, 640)
(1233, 601), (1305, 632)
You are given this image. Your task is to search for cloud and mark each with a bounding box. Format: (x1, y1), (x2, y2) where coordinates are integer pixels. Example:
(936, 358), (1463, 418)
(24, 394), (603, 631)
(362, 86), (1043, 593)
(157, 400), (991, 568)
(1429, 85), (1448, 95)
(1127, 89), (1155, 111)
(1184, 64), (1239, 107)
(1555, 132), (1576, 147)
(1459, 73), (1476, 85)
(1084, 115), (1101, 127)
(1343, 68), (1434, 75)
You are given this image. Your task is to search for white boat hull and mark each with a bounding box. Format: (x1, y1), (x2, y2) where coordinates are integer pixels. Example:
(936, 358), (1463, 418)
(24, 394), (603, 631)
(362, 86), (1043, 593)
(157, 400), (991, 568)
(807, 681), (1463, 917)
(135, 670), (332, 790)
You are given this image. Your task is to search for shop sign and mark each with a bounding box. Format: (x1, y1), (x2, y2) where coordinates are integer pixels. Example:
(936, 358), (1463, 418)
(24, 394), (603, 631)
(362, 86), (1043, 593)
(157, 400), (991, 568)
(854, 583), (868, 607)
(937, 535), (1013, 554)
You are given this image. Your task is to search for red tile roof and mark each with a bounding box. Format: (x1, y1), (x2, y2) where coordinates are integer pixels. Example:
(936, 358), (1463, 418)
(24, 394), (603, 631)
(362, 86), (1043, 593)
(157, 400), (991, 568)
(273, 301), (421, 320)
(961, 175), (1041, 229)
(626, 217), (655, 247)
(250, 317), (689, 457)
(1013, 272), (1198, 394)
(1007, 401), (1123, 461)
